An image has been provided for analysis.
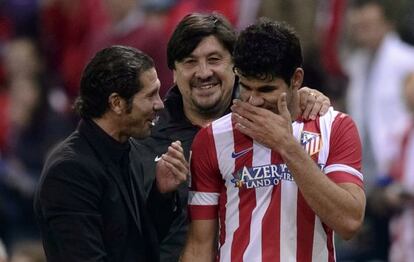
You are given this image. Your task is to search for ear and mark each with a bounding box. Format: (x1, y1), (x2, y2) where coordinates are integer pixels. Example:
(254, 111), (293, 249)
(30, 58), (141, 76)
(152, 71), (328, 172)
(108, 92), (127, 115)
(291, 68), (304, 91)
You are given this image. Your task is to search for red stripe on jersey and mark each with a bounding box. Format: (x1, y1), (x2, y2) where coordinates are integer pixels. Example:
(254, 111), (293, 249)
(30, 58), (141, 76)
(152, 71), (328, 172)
(326, 114), (362, 173)
(293, 117), (319, 261)
(261, 151), (282, 262)
(327, 171), (364, 188)
(323, 224), (336, 262)
(188, 205), (218, 220)
(219, 182), (227, 248)
(231, 120), (255, 262)
(296, 191), (315, 262)
(188, 125), (222, 220)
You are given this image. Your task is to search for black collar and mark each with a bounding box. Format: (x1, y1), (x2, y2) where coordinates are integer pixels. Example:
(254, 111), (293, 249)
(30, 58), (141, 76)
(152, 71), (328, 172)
(78, 119), (130, 164)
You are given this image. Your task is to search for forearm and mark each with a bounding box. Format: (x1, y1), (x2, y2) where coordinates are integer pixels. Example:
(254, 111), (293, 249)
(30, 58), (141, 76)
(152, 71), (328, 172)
(180, 220), (217, 262)
(278, 138), (365, 239)
(181, 240), (216, 262)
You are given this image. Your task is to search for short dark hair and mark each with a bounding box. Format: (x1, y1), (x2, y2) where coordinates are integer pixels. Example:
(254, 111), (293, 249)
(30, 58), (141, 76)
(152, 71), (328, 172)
(233, 18), (303, 84)
(167, 12), (236, 69)
(349, 0), (400, 22)
(74, 45), (154, 118)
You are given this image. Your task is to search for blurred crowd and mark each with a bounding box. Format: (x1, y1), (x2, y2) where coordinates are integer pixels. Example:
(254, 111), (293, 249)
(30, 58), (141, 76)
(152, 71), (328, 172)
(0, 0), (413, 261)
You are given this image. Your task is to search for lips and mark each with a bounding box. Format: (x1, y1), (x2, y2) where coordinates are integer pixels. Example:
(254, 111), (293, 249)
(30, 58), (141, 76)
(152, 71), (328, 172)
(150, 115), (159, 126)
(190, 76), (221, 89)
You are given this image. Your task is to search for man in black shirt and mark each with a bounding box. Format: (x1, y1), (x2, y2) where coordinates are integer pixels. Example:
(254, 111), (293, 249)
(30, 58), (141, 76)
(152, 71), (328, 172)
(34, 45), (188, 262)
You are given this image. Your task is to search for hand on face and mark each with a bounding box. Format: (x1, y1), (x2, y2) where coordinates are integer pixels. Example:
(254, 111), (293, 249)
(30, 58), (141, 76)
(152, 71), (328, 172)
(155, 141), (188, 193)
(231, 93), (293, 151)
(298, 87), (331, 120)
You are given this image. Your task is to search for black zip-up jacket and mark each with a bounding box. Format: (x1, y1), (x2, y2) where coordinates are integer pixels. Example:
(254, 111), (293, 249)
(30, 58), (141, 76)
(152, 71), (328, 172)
(130, 84), (237, 262)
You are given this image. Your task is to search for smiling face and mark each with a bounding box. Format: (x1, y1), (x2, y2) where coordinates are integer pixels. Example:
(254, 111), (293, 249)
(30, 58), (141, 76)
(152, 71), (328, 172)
(237, 68), (303, 116)
(173, 35), (235, 120)
(120, 67), (164, 140)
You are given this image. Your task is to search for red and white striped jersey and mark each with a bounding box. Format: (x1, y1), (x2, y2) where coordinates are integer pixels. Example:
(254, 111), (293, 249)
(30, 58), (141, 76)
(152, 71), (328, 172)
(188, 107), (363, 262)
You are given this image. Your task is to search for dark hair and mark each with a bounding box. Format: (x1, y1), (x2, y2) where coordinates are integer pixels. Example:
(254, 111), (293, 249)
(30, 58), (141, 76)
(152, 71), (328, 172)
(74, 45), (154, 118)
(349, 0), (400, 22)
(167, 12), (236, 69)
(233, 18), (303, 84)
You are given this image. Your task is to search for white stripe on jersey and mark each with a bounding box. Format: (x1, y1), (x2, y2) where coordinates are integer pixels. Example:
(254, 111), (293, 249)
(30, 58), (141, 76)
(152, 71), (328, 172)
(318, 107), (338, 164)
(280, 122), (302, 262)
(188, 191), (220, 205)
(312, 218), (329, 261)
(242, 141), (272, 261)
(211, 114), (238, 262)
(324, 164), (364, 181)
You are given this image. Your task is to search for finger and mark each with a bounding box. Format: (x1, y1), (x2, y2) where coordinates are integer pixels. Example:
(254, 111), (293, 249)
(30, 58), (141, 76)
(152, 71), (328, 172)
(277, 92), (291, 122)
(163, 160), (188, 182)
(319, 98), (331, 116)
(162, 153), (188, 174)
(298, 87), (310, 111)
(166, 144), (185, 159)
(233, 121), (257, 140)
(308, 96), (323, 120)
(231, 112), (256, 131)
(309, 89), (331, 116)
(231, 99), (261, 118)
(170, 140), (184, 153)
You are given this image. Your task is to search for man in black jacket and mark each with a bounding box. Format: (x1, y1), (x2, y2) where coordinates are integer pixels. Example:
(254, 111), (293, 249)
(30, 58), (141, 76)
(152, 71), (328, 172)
(131, 13), (331, 262)
(34, 45), (188, 262)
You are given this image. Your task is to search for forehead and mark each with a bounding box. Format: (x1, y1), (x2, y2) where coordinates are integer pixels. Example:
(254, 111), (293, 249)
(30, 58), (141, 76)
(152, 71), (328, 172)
(189, 35), (231, 57)
(137, 68), (159, 92)
(238, 73), (286, 88)
(350, 4), (384, 22)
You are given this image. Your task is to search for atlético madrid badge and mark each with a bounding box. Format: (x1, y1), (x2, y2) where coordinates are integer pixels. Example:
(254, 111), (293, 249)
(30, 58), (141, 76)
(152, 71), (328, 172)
(300, 131), (322, 156)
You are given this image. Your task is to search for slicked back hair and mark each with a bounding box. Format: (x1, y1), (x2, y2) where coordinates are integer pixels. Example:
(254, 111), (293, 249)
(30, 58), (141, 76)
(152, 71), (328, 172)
(74, 45), (154, 118)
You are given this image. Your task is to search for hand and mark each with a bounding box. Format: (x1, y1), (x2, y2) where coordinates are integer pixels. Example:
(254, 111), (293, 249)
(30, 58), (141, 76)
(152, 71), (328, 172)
(298, 87), (330, 120)
(155, 141), (188, 193)
(231, 93), (293, 151)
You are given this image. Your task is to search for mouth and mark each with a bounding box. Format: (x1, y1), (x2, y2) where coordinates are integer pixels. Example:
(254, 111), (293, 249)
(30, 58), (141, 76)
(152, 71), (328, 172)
(150, 115), (159, 127)
(191, 82), (221, 94)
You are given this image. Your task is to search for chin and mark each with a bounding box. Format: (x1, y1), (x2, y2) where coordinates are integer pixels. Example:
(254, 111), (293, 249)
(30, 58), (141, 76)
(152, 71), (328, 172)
(131, 129), (151, 140)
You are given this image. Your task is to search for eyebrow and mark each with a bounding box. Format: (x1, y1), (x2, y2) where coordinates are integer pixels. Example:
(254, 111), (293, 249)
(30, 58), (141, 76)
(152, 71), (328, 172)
(239, 81), (278, 91)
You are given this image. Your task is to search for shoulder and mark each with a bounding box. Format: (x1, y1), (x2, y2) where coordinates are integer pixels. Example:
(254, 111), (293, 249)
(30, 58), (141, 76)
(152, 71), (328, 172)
(317, 108), (355, 127)
(42, 131), (103, 180)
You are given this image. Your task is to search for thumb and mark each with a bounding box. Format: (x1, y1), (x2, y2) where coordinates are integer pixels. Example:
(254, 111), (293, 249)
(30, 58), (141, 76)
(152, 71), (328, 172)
(278, 92), (290, 120)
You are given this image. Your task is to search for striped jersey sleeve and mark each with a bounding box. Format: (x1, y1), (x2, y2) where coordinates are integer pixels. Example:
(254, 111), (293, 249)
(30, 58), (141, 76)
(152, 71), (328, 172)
(188, 125), (222, 220)
(324, 112), (363, 188)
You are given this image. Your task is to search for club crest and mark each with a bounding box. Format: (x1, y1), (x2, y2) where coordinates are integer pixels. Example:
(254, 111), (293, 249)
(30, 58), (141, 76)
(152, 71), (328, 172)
(300, 131), (322, 156)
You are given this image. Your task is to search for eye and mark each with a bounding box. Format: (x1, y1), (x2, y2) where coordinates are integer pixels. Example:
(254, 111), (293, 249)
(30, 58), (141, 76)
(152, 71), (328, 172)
(239, 82), (251, 91)
(182, 58), (197, 65)
(208, 56), (221, 64)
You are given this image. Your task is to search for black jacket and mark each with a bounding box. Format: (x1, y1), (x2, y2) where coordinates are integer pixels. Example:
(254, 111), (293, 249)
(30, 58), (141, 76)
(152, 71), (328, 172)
(35, 120), (176, 262)
(130, 84), (237, 261)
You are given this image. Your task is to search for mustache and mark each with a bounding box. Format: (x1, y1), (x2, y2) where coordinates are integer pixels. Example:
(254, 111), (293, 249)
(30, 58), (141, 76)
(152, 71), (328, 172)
(190, 76), (220, 88)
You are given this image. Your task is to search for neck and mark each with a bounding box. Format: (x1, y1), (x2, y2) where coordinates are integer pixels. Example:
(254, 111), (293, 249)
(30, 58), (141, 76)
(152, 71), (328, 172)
(183, 99), (232, 128)
(93, 115), (128, 143)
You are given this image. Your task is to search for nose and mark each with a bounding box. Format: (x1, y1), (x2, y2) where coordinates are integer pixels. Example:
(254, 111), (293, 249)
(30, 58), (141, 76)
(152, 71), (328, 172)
(154, 94), (164, 111)
(248, 92), (264, 107)
(195, 61), (213, 79)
